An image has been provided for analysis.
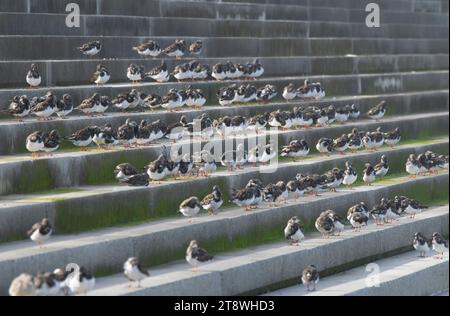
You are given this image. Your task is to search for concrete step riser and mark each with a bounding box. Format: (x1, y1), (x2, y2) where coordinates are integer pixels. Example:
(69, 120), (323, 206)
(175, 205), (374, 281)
(0, 13), (448, 38)
(1, 0), (448, 24)
(219, 0), (448, 13)
(0, 176), (447, 295)
(1, 90), (447, 156)
(1, 0), (447, 15)
(0, 111), (448, 194)
(2, 37), (447, 61)
(265, 251), (449, 296)
(0, 142), (447, 242)
(345, 262), (449, 296)
(1, 55), (448, 88)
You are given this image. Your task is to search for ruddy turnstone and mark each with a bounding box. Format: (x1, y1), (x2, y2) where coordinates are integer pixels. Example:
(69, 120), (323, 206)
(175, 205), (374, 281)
(123, 257), (150, 287)
(133, 40), (161, 57)
(186, 240), (213, 270)
(43, 130), (60, 153)
(367, 100), (386, 121)
(67, 266), (95, 295)
(127, 64), (145, 84)
(284, 216), (305, 246)
(179, 197), (202, 219)
(163, 39), (187, 59)
(302, 265), (319, 292)
(31, 91), (56, 120)
(27, 218), (52, 247)
(55, 94), (74, 119)
(65, 126), (97, 150)
(8, 95), (31, 121)
(114, 163), (138, 182)
(8, 274), (36, 297)
(343, 161), (358, 189)
(201, 186), (223, 215)
(281, 139), (310, 161)
(374, 155), (389, 177)
(316, 138), (334, 156)
(26, 131), (45, 157)
(91, 64), (110, 86)
(363, 163), (376, 186)
(189, 40), (203, 55)
(413, 232), (431, 257)
(26, 63), (41, 88)
(432, 232), (448, 259)
(77, 41), (102, 56)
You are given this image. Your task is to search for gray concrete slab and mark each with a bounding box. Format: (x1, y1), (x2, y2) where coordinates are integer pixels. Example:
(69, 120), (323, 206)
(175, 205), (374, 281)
(1, 54), (448, 88)
(264, 251), (449, 296)
(0, 13), (448, 38)
(1, 0), (448, 22)
(86, 206), (449, 296)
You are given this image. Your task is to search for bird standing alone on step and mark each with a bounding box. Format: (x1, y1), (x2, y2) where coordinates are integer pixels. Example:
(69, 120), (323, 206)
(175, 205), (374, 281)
(123, 257), (150, 288)
(27, 218), (52, 248)
(186, 240), (214, 270)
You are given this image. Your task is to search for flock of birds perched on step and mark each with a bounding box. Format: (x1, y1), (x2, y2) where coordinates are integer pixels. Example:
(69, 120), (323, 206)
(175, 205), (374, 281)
(6, 38), (336, 122)
(23, 100), (393, 158)
(21, 40), (267, 89)
(406, 150), (449, 177)
(4, 36), (448, 297)
(9, 190), (448, 296)
(5, 80), (328, 120)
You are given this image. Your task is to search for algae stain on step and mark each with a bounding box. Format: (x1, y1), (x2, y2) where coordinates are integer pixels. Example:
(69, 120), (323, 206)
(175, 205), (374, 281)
(54, 194), (150, 234)
(16, 160), (54, 194)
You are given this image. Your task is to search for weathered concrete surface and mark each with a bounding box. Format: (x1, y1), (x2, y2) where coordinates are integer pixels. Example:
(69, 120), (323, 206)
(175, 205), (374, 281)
(265, 251), (449, 296)
(1, 0), (447, 15)
(2, 54), (448, 88)
(0, 112), (447, 195)
(1, 36), (447, 61)
(219, 0), (447, 13)
(0, 175), (447, 295)
(85, 206), (449, 296)
(0, 13), (448, 38)
(0, 0), (448, 24)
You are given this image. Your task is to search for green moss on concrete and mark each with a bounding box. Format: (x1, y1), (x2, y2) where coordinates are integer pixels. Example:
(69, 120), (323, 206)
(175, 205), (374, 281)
(54, 193), (151, 234)
(84, 151), (151, 185)
(0, 232), (27, 244)
(16, 159), (54, 194)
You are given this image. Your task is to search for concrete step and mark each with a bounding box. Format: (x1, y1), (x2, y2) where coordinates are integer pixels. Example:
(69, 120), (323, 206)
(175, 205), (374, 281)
(0, 13), (448, 38)
(0, 110), (447, 194)
(217, 0), (448, 13)
(86, 205), (449, 296)
(1, 0), (447, 16)
(1, 89), (447, 155)
(1, 0), (448, 24)
(1, 54), (448, 88)
(2, 36), (447, 61)
(264, 251), (449, 296)
(0, 140), (447, 241)
(0, 174), (447, 295)
(0, 70), (448, 117)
